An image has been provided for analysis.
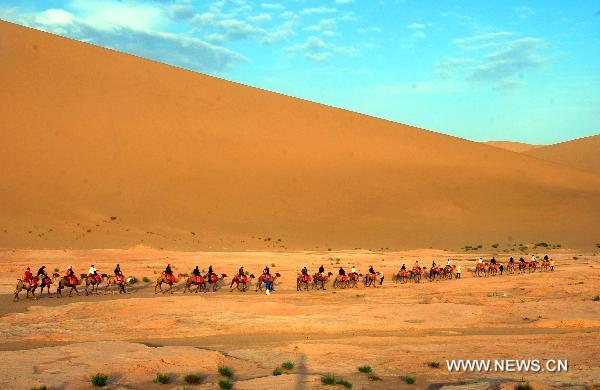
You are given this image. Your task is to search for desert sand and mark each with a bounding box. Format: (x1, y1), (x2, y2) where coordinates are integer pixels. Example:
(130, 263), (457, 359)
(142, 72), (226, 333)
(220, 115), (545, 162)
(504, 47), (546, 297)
(1, 20), (600, 251)
(483, 142), (543, 153)
(1, 248), (599, 389)
(524, 135), (600, 175)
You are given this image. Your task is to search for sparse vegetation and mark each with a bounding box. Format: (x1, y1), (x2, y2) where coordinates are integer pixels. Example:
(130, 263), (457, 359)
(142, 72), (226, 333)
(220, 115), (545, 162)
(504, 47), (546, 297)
(515, 381), (533, 390)
(321, 375), (336, 385)
(53, 267), (59, 273)
(428, 361), (440, 368)
(336, 379), (353, 388)
(272, 368), (282, 376)
(368, 373), (381, 381)
(110, 216), (117, 220)
(86, 229), (92, 233)
(190, 231), (196, 235)
(218, 380), (233, 390)
(31, 386), (47, 390)
(91, 373), (108, 387)
(128, 277), (137, 284)
(535, 242), (549, 248)
(184, 374), (202, 384)
(271, 263), (275, 267)
(491, 243), (499, 248)
(401, 375), (416, 384)
(358, 366), (372, 373)
(154, 373), (171, 384)
(282, 361), (294, 370)
(320, 376), (352, 388)
(142, 276), (150, 283)
(573, 256), (579, 260)
(218, 366), (233, 378)
(593, 295), (600, 302)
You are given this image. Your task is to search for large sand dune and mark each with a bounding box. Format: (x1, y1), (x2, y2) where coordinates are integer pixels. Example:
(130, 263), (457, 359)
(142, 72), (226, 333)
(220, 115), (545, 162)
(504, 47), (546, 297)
(524, 135), (600, 175)
(1, 21), (599, 250)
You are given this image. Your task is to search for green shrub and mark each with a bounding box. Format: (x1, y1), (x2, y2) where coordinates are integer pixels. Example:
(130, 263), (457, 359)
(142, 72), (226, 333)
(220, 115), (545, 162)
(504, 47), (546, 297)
(428, 361), (440, 368)
(491, 243), (499, 248)
(593, 295), (600, 301)
(401, 375), (416, 384)
(91, 373), (108, 387)
(336, 379), (353, 388)
(321, 375), (336, 385)
(53, 268), (59, 273)
(573, 256), (578, 260)
(368, 373), (381, 381)
(154, 373), (171, 384)
(128, 277), (138, 284)
(218, 366), (233, 378)
(358, 366), (372, 373)
(110, 216), (117, 220)
(218, 380), (233, 390)
(142, 276), (150, 283)
(281, 361), (294, 370)
(273, 367), (282, 376)
(31, 386), (47, 390)
(184, 374), (202, 384)
(271, 263), (276, 267)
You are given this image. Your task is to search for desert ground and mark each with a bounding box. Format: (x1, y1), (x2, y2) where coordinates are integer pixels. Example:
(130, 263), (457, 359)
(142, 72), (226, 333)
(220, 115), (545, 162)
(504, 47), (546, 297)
(1, 247), (599, 389)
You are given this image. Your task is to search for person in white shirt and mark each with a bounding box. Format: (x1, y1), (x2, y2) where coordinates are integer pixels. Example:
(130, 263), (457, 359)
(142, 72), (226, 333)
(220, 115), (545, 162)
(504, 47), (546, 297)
(351, 266), (357, 275)
(531, 255), (537, 262)
(447, 259), (451, 266)
(88, 265), (97, 276)
(456, 265), (462, 279)
(478, 258), (483, 264)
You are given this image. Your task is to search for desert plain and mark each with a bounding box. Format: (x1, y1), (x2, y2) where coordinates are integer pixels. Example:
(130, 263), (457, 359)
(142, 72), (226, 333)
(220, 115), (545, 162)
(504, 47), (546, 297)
(1, 248), (599, 389)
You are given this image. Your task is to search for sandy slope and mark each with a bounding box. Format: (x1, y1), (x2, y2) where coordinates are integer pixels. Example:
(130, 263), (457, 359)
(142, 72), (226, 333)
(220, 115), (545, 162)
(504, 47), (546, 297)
(1, 21), (600, 251)
(484, 141), (543, 153)
(524, 135), (600, 175)
(0, 248), (598, 389)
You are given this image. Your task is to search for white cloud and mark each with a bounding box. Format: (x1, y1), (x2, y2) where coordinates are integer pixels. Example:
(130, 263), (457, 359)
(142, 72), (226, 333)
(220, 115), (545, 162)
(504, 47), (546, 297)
(407, 23), (425, 29)
(2, 5), (245, 74)
(515, 6), (536, 19)
(335, 0), (355, 4)
(304, 52), (332, 62)
(260, 3), (285, 11)
(300, 7), (336, 16)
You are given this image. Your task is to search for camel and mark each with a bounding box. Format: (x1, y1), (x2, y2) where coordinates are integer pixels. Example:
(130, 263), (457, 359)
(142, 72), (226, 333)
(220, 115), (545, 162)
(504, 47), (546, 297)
(155, 273), (184, 294)
(183, 274), (207, 293)
(56, 275), (83, 297)
(529, 261), (538, 272)
(428, 267), (443, 281)
(14, 275), (42, 301)
(507, 262), (516, 274)
(256, 272), (280, 292)
(205, 273), (227, 292)
(475, 263), (487, 277)
(229, 274), (254, 292)
(103, 274), (129, 294)
(333, 274), (350, 289)
(82, 273), (105, 295)
(363, 272), (379, 287)
(312, 272), (332, 290)
(412, 268), (422, 283)
(296, 273), (313, 291)
(487, 264), (499, 276)
(394, 270), (410, 284)
(443, 265), (455, 279)
(518, 261), (530, 273)
(348, 272), (361, 288)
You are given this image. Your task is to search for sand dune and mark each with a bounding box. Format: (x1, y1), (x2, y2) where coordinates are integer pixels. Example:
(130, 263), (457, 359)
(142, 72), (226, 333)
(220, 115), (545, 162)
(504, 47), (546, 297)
(524, 134), (600, 175)
(483, 141), (542, 153)
(1, 20), (600, 250)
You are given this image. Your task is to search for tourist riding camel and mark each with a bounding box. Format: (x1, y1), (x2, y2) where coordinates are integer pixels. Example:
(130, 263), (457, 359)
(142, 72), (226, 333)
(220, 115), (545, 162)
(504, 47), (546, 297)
(88, 264), (101, 282)
(114, 263), (122, 276)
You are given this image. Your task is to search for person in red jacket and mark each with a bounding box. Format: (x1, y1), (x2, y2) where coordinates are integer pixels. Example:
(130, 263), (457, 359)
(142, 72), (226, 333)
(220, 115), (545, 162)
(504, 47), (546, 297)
(24, 267), (33, 283)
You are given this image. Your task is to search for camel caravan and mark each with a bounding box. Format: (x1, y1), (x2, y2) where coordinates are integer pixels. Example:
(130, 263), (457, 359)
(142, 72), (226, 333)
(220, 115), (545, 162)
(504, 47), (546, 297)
(13, 255), (555, 301)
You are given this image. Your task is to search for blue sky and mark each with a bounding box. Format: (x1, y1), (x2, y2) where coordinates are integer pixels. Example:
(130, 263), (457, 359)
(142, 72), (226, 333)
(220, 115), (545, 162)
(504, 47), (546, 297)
(2, 0), (599, 143)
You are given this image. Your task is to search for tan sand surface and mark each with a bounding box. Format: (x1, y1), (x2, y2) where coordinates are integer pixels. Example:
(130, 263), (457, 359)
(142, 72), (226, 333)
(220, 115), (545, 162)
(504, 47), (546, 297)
(524, 135), (600, 175)
(1, 21), (600, 251)
(1, 248), (598, 389)
(483, 142), (543, 153)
